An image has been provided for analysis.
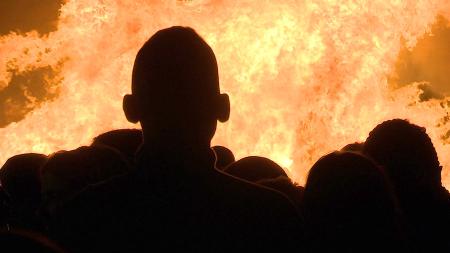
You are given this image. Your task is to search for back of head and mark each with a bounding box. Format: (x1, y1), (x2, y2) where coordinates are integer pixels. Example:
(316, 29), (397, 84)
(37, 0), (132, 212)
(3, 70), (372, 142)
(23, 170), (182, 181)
(212, 145), (235, 170)
(124, 26), (229, 149)
(225, 156), (287, 182)
(364, 120), (450, 252)
(303, 151), (401, 251)
(258, 176), (304, 211)
(0, 153), (47, 204)
(304, 151), (396, 216)
(41, 146), (129, 214)
(92, 128), (143, 160)
(363, 119), (441, 192)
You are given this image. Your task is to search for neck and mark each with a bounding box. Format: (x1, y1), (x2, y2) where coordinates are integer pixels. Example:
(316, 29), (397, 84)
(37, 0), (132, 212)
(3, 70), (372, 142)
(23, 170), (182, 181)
(136, 140), (215, 170)
(143, 129), (212, 150)
(143, 138), (211, 154)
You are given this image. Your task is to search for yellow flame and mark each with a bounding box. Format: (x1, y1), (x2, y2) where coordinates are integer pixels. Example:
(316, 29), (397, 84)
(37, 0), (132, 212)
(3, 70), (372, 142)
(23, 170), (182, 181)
(0, 0), (449, 188)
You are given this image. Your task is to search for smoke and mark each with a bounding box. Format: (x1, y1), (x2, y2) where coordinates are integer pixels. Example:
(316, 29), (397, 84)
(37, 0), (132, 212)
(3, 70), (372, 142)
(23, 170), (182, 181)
(0, 64), (63, 127)
(0, 0), (64, 126)
(0, 0), (63, 35)
(389, 16), (450, 101)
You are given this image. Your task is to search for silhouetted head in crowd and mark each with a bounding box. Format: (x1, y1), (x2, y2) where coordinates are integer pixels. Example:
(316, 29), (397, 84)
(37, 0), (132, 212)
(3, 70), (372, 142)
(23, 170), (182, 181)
(258, 176), (304, 211)
(303, 151), (402, 251)
(123, 26), (230, 153)
(92, 129), (143, 161)
(363, 119), (450, 251)
(341, 142), (364, 153)
(0, 153), (47, 208)
(225, 156), (287, 182)
(212, 145), (235, 170)
(40, 146), (129, 215)
(364, 119), (442, 193)
(46, 27), (305, 252)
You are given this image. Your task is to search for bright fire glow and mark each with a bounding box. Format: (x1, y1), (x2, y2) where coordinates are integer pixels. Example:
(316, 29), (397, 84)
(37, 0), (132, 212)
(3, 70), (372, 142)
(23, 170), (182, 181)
(0, 0), (449, 188)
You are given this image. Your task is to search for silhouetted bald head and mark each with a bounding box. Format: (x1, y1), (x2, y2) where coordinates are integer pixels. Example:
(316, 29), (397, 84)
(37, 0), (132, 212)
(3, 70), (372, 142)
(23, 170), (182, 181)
(303, 151), (402, 251)
(305, 152), (393, 209)
(212, 145), (235, 170)
(225, 156), (287, 182)
(92, 129), (143, 161)
(132, 26), (219, 100)
(124, 26), (229, 148)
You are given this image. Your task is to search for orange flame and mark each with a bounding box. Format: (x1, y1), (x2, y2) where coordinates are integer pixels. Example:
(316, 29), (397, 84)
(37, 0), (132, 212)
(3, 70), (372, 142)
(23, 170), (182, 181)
(0, 0), (449, 188)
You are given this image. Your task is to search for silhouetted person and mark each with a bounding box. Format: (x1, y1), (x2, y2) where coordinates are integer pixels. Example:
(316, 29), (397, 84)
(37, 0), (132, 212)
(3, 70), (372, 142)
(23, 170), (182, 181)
(91, 128), (143, 162)
(224, 156), (304, 210)
(364, 119), (450, 252)
(225, 156), (288, 182)
(302, 151), (407, 252)
(40, 146), (129, 217)
(258, 176), (304, 211)
(211, 145), (235, 170)
(50, 26), (303, 252)
(0, 153), (47, 232)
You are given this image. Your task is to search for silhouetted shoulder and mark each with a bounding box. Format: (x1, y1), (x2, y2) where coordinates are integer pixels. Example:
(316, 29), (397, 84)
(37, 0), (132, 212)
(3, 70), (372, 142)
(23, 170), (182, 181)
(49, 171), (170, 252)
(225, 156), (287, 182)
(214, 169), (297, 208)
(206, 170), (304, 250)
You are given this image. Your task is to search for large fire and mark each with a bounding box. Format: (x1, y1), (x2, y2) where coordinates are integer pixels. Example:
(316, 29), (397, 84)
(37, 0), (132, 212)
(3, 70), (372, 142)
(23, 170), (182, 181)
(0, 0), (450, 188)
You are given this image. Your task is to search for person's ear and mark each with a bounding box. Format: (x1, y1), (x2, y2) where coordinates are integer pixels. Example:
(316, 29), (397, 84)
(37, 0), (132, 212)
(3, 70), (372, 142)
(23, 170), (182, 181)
(123, 94), (140, 123)
(217, 93), (230, 123)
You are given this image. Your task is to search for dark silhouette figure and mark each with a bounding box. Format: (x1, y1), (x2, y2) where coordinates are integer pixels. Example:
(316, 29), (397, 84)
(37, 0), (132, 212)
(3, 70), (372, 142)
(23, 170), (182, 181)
(50, 26), (303, 252)
(211, 145), (235, 170)
(224, 156), (304, 210)
(225, 156), (288, 182)
(364, 119), (450, 252)
(91, 128), (143, 162)
(0, 153), (47, 231)
(302, 151), (407, 252)
(258, 176), (304, 211)
(40, 146), (129, 217)
(225, 156), (303, 211)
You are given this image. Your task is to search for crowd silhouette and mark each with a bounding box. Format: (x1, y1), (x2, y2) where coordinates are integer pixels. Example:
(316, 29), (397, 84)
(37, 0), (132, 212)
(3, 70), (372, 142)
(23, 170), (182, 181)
(0, 26), (449, 252)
